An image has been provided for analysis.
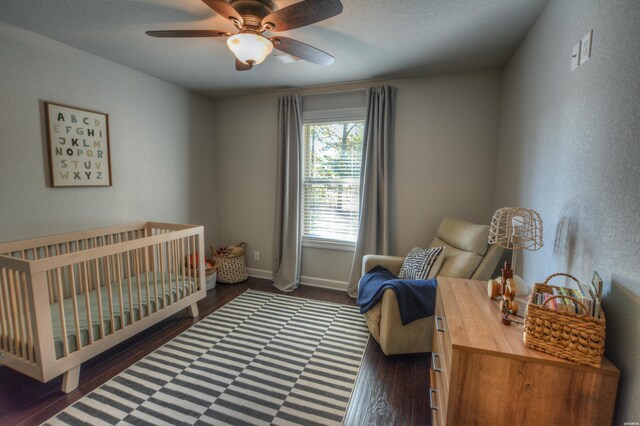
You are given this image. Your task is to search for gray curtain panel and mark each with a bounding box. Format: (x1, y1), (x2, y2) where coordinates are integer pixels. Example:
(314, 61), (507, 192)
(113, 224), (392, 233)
(272, 95), (303, 292)
(347, 86), (396, 297)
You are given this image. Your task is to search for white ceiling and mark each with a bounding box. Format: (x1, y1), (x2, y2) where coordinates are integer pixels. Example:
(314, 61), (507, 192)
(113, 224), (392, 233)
(0, 0), (549, 98)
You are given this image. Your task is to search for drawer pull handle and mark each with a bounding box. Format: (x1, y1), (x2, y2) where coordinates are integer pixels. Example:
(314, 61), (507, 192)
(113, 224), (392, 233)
(435, 315), (446, 332)
(431, 352), (442, 372)
(429, 387), (439, 411)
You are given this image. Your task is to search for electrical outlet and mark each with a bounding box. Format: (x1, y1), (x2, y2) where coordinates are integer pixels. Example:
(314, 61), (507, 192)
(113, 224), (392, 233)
(571, 42), (581, 70)
(580, 30), (592, 65)
(253, 251), (260, 261)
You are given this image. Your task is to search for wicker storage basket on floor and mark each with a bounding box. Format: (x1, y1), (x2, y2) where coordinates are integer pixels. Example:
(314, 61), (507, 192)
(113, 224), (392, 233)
(523, 273), (605, 368)
(189, 266), (217, 290)
(212, 243), (248, 284)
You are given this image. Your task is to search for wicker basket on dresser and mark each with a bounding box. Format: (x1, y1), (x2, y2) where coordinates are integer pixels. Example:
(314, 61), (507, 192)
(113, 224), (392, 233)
(429, 277), (620, 426)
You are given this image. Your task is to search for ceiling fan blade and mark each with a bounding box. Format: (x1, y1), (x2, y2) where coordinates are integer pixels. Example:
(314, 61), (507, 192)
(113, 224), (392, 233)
(271, 36), (334, 65)
(146, 30), (231, 38)
(235, 59), (253, 71)
(262, 0), (343, 32)
(201, 0), (243, 24)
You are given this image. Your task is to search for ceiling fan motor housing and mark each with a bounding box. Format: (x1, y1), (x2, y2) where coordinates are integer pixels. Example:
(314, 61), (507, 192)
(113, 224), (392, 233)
(229, 0), (275, 28)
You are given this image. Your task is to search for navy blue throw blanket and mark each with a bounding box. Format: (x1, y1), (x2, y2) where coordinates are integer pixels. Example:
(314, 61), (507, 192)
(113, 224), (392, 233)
(357, 265), (437, 325)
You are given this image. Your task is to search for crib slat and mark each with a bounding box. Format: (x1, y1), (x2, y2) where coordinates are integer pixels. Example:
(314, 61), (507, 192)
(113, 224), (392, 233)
(185, 237), (191, 295)
(178, 239), (183, 299)
(8, 270), (20, 356)
(0, 268), (13, 353)
(104, 255), (115, 336)
(195, 236), (200, 292)
(164, 239), (170, 305)
(55, 267), (69, 357)
(62, 244), (71, 299)
(165, 241), (172, 305)
(94, 258), (105, 340)
(45, 246), (54, 304)
(82, 262), (94, 346)
(143, 246), (152, 314)
(133, 248), (143, 318)
(193, 236), (198, 293)
(0, 269), (6, 352)
(159, 242), (166, 310)
(116, 250), (126, 330)
(179, 240), (184, 296)
(125, 250), (134, 324)
(78, 241), (85, 295)
(32, 247), (51, 305)
(187, 236), (193, 296)
(187, 237), (192, 295)
(171, 240), (178, 303)
(19, 271), (35, 362)
(13, 271), (28, 359)
(177, 239), (182, 299)
(67, 265), (82, 352)
(175, 239), (181, 301)
(189, 236), (195, 294)
(151, 243), (159, 312)
(184, 238), (190, 296)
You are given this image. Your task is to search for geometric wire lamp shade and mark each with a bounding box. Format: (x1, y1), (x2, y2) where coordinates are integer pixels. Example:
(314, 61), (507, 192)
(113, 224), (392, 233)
(489, 207), (543, 275)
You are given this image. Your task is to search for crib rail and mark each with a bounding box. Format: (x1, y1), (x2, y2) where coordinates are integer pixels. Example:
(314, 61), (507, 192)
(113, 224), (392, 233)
(0, 222), (150, 304)
(0, 223), (205, 376)
(0, 222), (148, 258)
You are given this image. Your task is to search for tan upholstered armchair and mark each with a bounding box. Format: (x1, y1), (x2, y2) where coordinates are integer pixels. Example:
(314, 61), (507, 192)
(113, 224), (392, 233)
(360, 217), (503, 355)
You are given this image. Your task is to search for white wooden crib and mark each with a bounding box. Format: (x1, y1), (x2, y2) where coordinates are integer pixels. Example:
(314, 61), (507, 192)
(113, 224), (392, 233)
(0, 222), (206, 392)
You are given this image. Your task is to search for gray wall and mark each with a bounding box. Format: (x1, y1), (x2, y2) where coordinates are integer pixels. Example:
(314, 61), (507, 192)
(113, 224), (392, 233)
(494, 0), (639, 421)
(0, 20), (219, 248)
(214, 70), (503, 287)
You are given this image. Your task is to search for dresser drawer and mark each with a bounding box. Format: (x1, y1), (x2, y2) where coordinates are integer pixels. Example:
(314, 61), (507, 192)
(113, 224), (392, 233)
(431, 328), (449, 400)
(434, 288), (452, 386)
(429, 361), (448, 425)
(431, 287), (450, 425)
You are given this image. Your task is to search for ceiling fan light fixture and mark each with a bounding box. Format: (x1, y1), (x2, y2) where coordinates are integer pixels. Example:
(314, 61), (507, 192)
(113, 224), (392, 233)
(226, 33), (273, 65)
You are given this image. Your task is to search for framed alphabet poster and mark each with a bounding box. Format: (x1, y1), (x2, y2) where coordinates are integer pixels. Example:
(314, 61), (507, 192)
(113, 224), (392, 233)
(45, 102), (112, 187)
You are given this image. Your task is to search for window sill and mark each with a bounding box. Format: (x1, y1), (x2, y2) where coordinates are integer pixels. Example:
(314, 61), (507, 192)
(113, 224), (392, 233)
(302, 238), (356, 252)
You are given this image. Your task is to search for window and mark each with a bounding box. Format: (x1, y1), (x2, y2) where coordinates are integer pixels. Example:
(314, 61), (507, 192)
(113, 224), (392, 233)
(302, 111), (365, 250)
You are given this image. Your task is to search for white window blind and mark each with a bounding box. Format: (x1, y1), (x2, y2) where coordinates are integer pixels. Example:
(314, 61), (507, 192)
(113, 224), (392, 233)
(302, 117), (365, 246)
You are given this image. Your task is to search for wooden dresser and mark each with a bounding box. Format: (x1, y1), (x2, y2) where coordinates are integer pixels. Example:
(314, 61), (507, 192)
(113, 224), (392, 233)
(429, 277), (620, 426)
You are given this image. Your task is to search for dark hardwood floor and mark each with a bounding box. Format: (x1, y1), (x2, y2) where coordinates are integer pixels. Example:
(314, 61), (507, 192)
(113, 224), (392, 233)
(0, 277), (432, 425)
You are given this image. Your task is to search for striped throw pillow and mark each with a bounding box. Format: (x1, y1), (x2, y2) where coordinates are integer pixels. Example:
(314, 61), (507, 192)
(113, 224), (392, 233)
(398, 246), (445, 280)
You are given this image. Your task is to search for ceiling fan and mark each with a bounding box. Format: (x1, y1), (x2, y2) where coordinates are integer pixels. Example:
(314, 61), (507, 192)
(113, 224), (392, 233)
(146, 0), (343, 71)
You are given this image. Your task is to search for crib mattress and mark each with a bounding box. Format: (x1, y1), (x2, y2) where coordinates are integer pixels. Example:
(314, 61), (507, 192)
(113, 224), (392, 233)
(50, 273), (197, 359)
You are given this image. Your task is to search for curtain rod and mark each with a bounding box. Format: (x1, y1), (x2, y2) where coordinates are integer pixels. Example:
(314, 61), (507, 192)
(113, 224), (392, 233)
(301, 88), (367, 97)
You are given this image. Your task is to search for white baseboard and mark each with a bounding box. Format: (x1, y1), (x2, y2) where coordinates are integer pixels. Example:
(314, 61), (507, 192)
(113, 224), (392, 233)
(300, 275), (348, 291)
(246, 268), (272, 280)
(246, 268), (348, 292)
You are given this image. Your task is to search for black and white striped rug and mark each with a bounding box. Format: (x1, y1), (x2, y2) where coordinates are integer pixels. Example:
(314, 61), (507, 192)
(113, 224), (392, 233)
(45, 290), (370, 426)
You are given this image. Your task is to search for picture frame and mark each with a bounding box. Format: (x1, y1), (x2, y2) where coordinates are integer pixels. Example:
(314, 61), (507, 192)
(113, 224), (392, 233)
(45, 102), (112, 187)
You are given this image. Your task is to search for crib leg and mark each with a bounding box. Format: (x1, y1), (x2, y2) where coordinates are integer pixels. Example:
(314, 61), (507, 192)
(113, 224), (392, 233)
(61, 365), (81, 393)
(188, 303), (199, 318)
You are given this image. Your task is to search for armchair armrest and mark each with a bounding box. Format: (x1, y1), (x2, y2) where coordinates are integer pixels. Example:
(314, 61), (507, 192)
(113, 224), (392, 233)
(362, 254), (405, 276)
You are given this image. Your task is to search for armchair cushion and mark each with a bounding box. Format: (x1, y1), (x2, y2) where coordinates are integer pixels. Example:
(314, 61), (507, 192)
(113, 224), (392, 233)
(434, 216), (489, 255)
(398, 246), (444, 280)
(431, 238), (483, 278)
